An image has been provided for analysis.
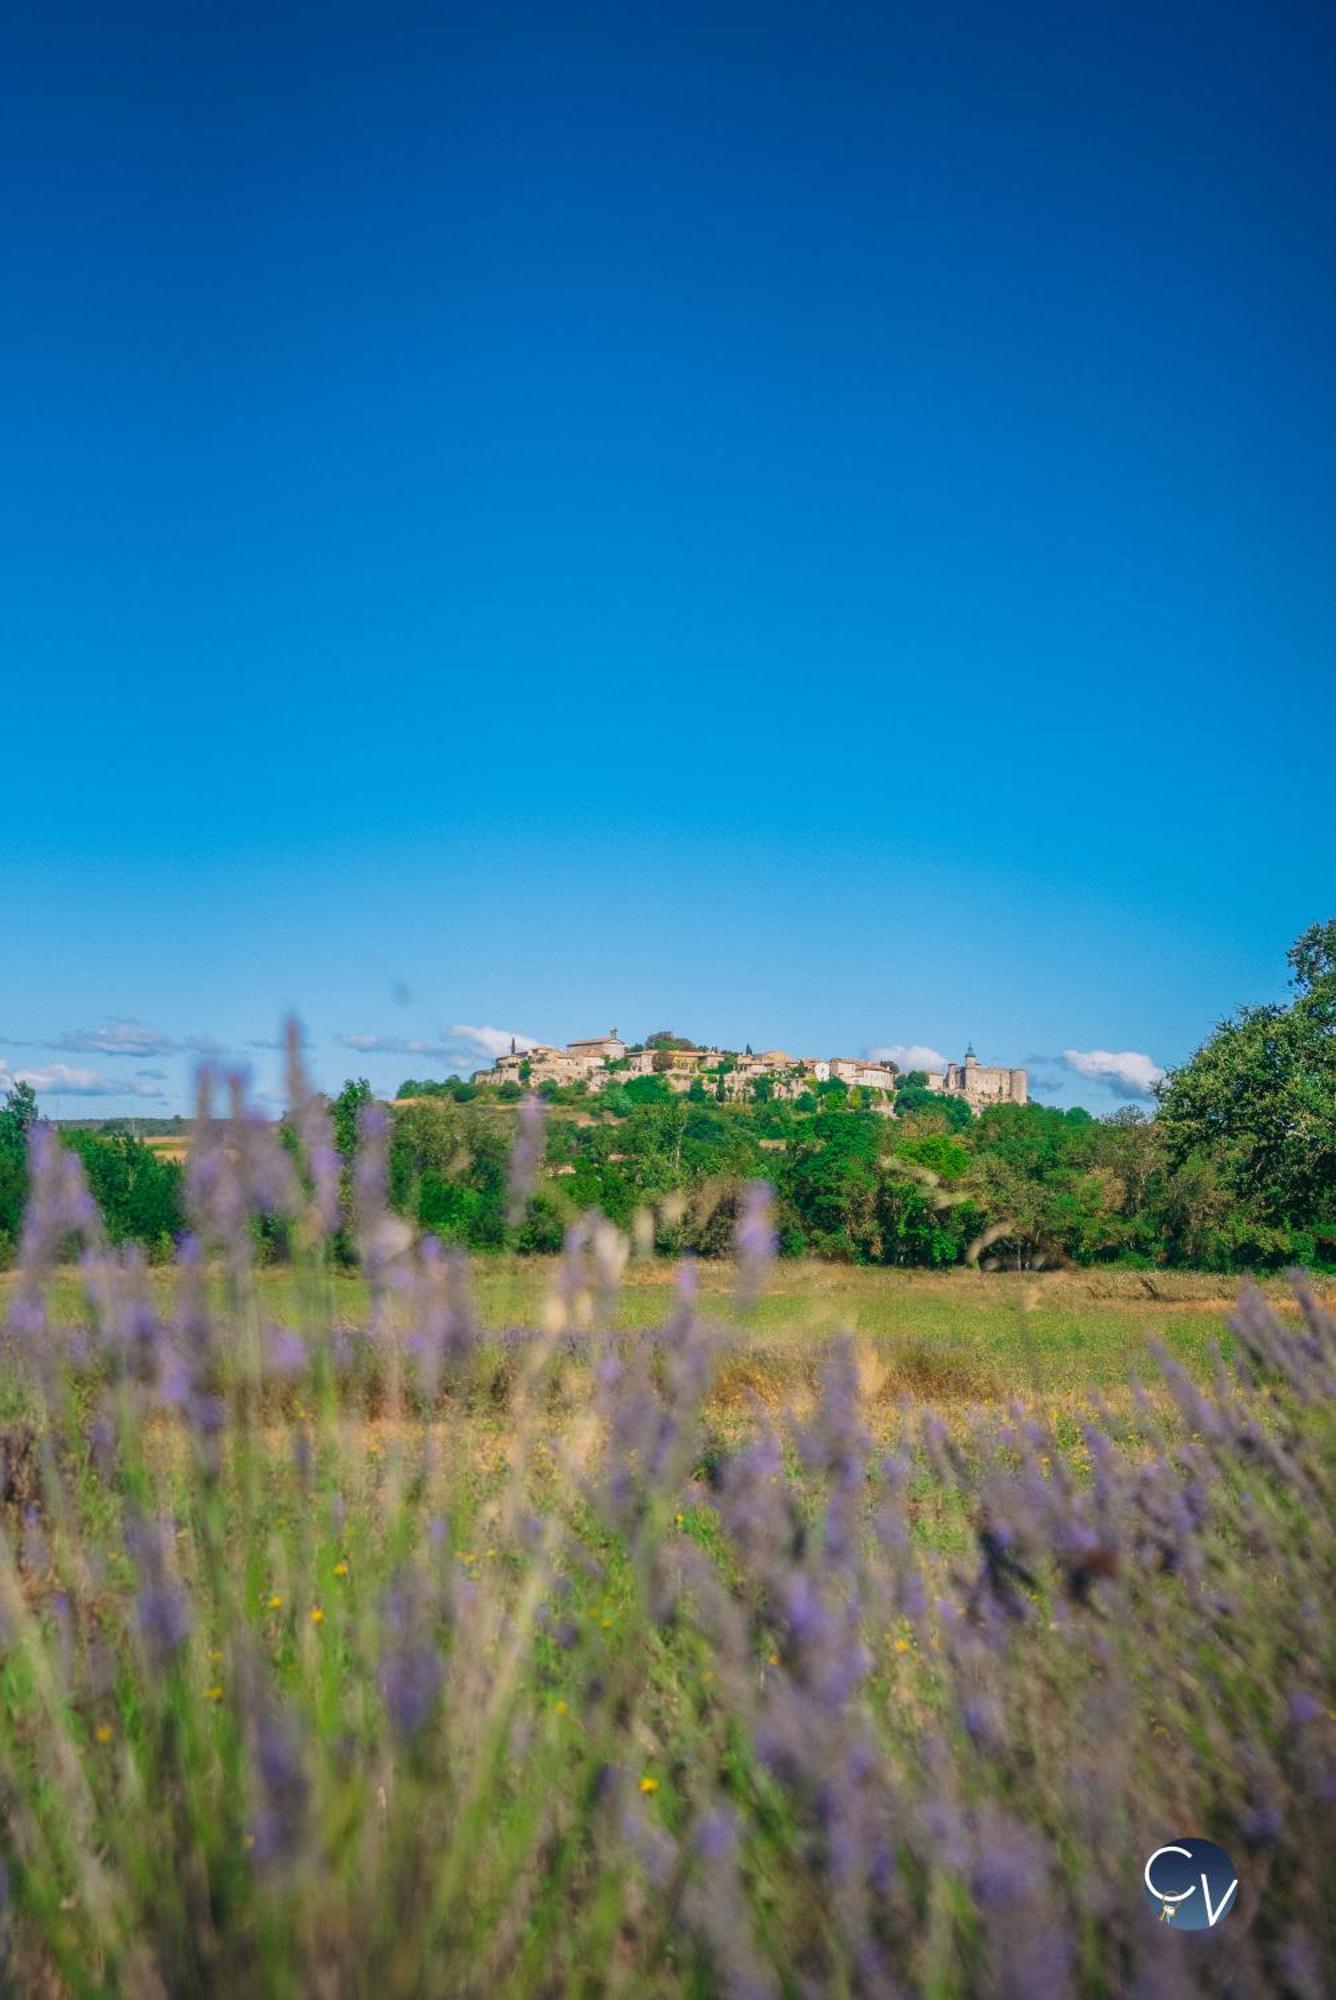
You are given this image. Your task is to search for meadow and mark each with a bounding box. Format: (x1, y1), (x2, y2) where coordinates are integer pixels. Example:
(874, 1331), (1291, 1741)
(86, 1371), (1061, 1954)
(5, 1258), (1297, 1415)
(0, 1087), (1331, 1997)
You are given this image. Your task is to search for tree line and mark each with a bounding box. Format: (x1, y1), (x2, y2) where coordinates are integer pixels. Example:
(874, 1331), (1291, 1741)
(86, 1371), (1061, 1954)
(2, 921), (1332, 1272)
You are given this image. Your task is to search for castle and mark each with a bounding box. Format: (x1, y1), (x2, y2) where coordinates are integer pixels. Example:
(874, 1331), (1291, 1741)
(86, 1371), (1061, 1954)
(472, 1034), (1026, 1114)
(922, 1046), (1028, 1111)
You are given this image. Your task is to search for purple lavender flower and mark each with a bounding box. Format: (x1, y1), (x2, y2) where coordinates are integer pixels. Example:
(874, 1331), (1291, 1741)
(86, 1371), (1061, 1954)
(506, 1091), (546, 1226)
(284, 1018), (341, 1240)
(248, 1701), (310, 1868)
(734, 1181), (777, 1307)
(1239, 1803), (1285, 1846)
(685, 1806), (778, 2000)
(262, 1321), (307, 1379)
(136, 1583), (193, 1668)
(126, 1513), (193, 1668)
(355, 1100), (411, 1293)
(378, 1574), (444, 1741)
(87, 1410), (116, 1481)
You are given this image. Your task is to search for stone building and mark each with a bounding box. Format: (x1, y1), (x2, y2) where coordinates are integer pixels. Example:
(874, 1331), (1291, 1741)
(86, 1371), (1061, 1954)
(474, 1034), (623, 1090)
(477, 1044), (583, 1089)
(467, 1029), (1027, 1113)
(829, 1057), (900, 1092)
(592, 1046), (721, 1087)
(566, 1034), (626, 1064)
(924, 1046), (1028, 1111)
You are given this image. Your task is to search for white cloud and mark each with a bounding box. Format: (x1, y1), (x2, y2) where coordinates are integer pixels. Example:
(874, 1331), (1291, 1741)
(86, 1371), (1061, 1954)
(53, 1019), (178, 1057)
(1, 1060), (165, 1100)
(20, 1020), (229, 1058)
(335, 1034), (451, 1057)
(333, 1025), (541, 1068)
(446, 1024), (539, 1060)
(868, 1044), (948, 1074)
(1061, 1049), (1165, 1100)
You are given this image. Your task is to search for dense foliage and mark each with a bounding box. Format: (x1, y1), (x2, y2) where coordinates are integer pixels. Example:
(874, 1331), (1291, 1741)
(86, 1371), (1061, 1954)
(0, 1073), (1331, 1995)
(376, 1089), (1331, 1271)
(2, 1087), (185, 1269)
(2, 923), (1332, 1272)
(1156, 918), (1336, 1265)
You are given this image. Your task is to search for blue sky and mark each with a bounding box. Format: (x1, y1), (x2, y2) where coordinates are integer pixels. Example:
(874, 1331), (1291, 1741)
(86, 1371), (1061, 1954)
(3, 1), (1333, 1117)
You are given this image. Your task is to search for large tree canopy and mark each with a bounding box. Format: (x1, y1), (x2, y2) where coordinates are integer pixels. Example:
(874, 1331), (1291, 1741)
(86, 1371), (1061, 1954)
(1156, 920), (1336, 1231)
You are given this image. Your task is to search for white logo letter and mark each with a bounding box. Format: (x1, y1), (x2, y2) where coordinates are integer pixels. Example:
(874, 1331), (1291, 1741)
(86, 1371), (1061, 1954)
(1200, 1872), (1237, 1927)
(1144, 1846), (1196, 1906)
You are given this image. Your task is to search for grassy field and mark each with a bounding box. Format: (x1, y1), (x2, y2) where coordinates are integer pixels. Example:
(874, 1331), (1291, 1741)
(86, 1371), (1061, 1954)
(3, 1215), (1332, 1995)
(7, 1256), (1322, 1412)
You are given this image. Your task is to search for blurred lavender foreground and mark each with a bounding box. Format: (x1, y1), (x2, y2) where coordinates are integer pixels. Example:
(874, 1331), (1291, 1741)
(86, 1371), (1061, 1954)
(0, 1037), (1332, 1998)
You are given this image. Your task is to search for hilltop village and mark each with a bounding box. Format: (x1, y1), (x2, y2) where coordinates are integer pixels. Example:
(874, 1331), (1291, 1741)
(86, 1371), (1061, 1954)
(471, 1033), (1028, 1114)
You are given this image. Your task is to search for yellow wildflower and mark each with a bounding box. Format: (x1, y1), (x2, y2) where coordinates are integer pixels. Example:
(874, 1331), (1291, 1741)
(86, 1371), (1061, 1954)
(95, 1723), (114, 1745)
(310, 1606), (324, 1625)
(554, 1699), (568, 1716)
(894, 1638), (911, 1655)
(639, 1775), (659, 1795)
(206, 1685), (224, 1703)
(268, 1594), (283, 1611)
(333, 1561), (349, 1577)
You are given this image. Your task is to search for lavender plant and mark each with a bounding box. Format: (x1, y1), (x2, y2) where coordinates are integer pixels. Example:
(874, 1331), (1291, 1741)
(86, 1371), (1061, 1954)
(0, 1038), (1331, 1996)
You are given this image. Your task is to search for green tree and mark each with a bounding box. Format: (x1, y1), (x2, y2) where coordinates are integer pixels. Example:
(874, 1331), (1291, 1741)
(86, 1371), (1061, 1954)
(389, 1098), (461, 1178)
(0, 1081), (40, 1260)
(326, 1078), (376, 1261)
(779, 1114), (883, 1260)
(1287, 916), (1336, 997)
(0, 1080), (39, 1151)
(417, 1172), (479, 1244)
(331, 1078), (374, 1160)
(1157, 920), (1336, 1239)
(66, 1131), (184, 1256)
(624, 1074), (673, 1105)
(895, 1083), (973, 1131)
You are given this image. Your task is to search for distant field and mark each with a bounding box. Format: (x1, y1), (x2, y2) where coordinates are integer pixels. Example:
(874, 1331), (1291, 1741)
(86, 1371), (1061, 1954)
(7, 1256), (1323, 1413)
(459, 1258), (1321, 1409)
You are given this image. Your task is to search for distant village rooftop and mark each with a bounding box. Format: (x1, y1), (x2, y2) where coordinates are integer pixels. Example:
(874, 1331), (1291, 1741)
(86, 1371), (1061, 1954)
(470, 1032), (1027, 1112)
